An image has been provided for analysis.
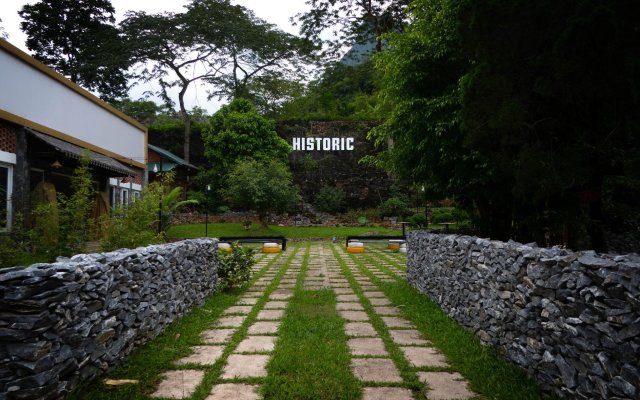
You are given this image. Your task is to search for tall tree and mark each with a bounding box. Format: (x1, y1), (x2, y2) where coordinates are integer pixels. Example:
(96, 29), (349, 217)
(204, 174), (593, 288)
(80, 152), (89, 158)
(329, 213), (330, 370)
(371, 0), (640, 250)
(202, 98), (291, 172)
(122, 0), (314, 162)
(19, 0), (131, 101)
(294, 0), (410, 57)
(121, 10), (226, 163)
(199, 98), (291, 204)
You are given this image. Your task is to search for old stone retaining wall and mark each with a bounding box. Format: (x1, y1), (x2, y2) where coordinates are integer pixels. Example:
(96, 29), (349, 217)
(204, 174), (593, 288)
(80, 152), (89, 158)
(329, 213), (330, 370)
(407, 232), (639, 399)
(0, 239), (218, 400)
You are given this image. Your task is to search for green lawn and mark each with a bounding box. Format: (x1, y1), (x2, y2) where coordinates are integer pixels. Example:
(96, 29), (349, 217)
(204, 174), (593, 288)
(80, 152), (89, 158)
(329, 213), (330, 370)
(168, 223), (403, 239)
(262, 244), (362, 399)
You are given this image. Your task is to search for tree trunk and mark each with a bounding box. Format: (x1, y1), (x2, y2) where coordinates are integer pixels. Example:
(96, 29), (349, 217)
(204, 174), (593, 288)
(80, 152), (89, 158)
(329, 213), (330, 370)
(178, 87), (191, 163)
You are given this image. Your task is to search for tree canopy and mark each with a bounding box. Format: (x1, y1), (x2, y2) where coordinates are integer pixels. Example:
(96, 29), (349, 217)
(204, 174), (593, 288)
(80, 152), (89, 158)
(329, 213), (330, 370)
(19, 0), (131, 101)
(122, 0), (315, 162)
(202, 98), (291, 172)
(294, 0), (410, 57)
(278, 59), (379, 121)
(370, 0), (640, 250)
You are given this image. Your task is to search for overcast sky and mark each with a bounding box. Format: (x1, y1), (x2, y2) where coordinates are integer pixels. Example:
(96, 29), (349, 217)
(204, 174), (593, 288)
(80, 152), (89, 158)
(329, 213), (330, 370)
(0, 0), (313, 113)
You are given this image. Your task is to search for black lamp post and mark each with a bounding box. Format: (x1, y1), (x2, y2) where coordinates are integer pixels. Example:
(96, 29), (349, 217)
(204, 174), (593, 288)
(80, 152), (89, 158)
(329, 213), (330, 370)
(205, 184), (211, 237)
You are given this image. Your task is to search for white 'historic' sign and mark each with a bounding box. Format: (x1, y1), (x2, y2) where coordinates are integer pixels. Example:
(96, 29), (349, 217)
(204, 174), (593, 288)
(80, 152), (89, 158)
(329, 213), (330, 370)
(292, 137), (355, 151)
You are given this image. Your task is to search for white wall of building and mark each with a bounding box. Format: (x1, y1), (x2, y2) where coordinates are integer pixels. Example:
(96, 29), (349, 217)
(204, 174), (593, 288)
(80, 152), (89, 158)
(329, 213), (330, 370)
(0, 43), (146, 168)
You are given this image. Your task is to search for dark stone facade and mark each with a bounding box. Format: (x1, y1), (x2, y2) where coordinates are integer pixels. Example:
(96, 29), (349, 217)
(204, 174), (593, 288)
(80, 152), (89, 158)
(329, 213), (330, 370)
(407, 232), (639, 399)
(0, 239), (218, 400)
(277, 121), (395, 210)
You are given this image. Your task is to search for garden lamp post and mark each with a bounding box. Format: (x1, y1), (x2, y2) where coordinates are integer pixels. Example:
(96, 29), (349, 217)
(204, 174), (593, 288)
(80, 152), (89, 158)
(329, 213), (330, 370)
(205, 185), (211, 237)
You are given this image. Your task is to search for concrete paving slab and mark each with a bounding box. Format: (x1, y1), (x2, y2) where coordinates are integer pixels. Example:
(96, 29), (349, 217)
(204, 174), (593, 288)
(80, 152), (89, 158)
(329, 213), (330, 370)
(334, 288), (355, 294)
(247, 321), (281, 334)
(263, 301), (288, 309)
(151, 370), (204, 399)
(389, 330), (430, 346)
(400, 346), (448, 368)
(351, 358), (402, 383)
(348, 338), (388, 356)
(236, 297), (258, 306)
(417, 372), (476, 400)
(215, 316), (246, 328)
(362, 387), (414, 400)
(369, 298), (392, 306)
(221, 354), (270, 379)
(345, 322), (377, 337)
(201, 329), (235, 344)
(224, 305), (253, 315)
(269, 293), (292, 300)
(337, 294), (360, 302)
(236, 336), (277, 352)
(206, 383), (260, 400)
(272, 289), (293, 296)
(339, 310), (369, 321)
(381, 316), (414, 329)
(175, 345), (224, 365)
(256, 309), (285, 320)
(363, 291), (386, 298)
(336, 302), (365, 311)
(374, 306), (402, 315)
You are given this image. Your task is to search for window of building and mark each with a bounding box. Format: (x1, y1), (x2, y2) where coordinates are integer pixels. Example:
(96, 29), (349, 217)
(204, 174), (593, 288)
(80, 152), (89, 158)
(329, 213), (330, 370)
(0, 163), (13, 231)
(121, 189), (129, 206)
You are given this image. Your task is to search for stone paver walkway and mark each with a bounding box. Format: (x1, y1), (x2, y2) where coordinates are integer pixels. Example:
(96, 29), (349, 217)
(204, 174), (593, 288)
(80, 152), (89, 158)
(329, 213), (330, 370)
(150, 242), (477, 400)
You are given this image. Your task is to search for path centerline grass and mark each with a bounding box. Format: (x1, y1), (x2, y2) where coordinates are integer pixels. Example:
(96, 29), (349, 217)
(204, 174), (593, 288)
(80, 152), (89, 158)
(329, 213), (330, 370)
(262, 243), (361, 400)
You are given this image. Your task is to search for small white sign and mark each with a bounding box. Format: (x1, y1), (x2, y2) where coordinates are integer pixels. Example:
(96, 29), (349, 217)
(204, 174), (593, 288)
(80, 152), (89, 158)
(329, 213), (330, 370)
(292, 137), (355, 151)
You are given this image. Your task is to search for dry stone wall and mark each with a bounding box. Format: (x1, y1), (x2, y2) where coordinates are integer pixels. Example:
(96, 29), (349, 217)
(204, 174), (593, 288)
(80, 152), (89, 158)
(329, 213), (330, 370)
(407, 232), (639, 399)
(0, 239), (218, 400)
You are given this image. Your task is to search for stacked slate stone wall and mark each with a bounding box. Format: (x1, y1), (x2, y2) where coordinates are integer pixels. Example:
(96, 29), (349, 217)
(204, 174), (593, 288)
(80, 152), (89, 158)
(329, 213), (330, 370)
(0, 239), (218, 400)
(406, 232), (639, 399)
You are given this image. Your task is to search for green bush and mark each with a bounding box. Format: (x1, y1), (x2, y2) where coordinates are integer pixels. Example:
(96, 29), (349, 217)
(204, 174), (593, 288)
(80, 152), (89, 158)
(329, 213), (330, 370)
(451, 207), (470, 222)
(431, 207), (470, 224)
(314, 186), (346, 213)
(408, 213), (428, 228)
(378, 196), (411, 218)
(217, 244), (256, 291)
(100, 181), (164, 251)
(431, 208), (454, 224)
(216, 205), (230, 215)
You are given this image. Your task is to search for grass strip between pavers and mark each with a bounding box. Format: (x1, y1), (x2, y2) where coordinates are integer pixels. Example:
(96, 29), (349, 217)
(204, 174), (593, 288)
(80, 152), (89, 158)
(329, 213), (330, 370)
(185, 243), (302, 398)
(330, 244), (423, 394)
(67, 247), (289, 400)
(337, 243), (560, 400)
(262, 243), (362, 400)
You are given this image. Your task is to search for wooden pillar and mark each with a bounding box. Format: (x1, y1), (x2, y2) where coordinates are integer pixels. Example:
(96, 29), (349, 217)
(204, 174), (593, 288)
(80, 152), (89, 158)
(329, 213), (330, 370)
(12, 127), (29, 229)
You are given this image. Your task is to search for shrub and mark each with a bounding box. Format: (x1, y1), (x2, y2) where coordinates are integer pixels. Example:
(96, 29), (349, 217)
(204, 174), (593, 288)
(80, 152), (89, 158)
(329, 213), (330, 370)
(431, 208), (454, 224)
(223, 159), (300, 227)
(100, 181), (163, 251)
(378, 196), (411, 218)
(216, 205), (230, 215)
(431, 207), (470, 224)
(217, 244), (256, 291)
(314, 186), (346, 213)
(28, 155), (94, 258)
(408, 213), (428, 228)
